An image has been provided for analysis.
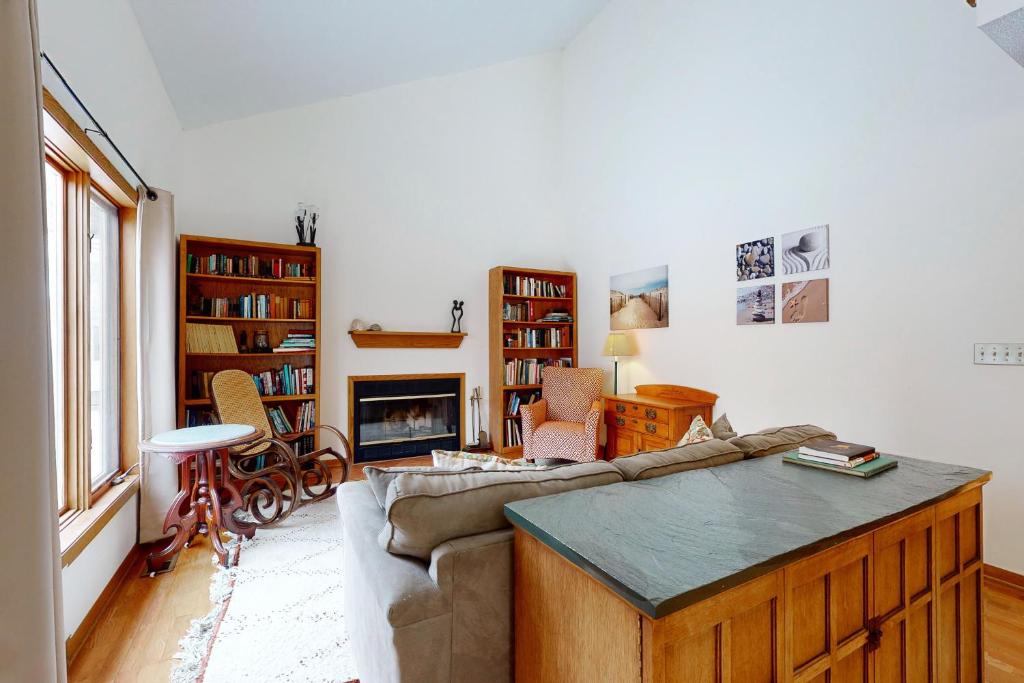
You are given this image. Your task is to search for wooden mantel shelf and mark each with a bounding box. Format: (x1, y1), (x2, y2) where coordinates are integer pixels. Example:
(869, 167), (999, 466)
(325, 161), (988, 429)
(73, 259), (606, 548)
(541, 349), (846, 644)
(348, 330), (467, 349)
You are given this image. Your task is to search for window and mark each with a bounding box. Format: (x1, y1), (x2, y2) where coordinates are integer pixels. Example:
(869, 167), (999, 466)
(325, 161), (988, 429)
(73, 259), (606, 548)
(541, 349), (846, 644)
(45, 161), (67, 512)
(88, 191), (120, 489)
(43, 150), (125, 520)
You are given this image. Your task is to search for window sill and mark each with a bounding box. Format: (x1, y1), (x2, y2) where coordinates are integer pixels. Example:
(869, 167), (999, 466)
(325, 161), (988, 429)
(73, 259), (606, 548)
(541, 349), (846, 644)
(60, 475), (139, 567)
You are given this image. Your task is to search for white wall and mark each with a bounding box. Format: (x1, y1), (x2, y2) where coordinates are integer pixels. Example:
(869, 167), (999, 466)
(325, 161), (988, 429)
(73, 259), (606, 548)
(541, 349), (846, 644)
(178, 53), (567, 441)
(37, 0), (183, 639)
(561, 0), (1024, 571)
(61, 503), (137, 638)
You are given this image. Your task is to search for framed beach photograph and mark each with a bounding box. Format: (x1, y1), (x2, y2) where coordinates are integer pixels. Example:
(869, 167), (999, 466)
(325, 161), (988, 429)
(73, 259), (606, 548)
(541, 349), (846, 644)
(737, 285), (775, 325)
(609, 265), (669, 330)
(781, 224), (830, 275)
(736, 237), (774, 281)
(781, 278), (829, 323)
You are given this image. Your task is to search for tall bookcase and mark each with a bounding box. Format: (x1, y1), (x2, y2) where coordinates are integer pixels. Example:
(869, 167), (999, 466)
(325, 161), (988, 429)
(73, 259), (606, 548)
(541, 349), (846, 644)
(488, 266), (578, 456)
(176, 235), (321, 451)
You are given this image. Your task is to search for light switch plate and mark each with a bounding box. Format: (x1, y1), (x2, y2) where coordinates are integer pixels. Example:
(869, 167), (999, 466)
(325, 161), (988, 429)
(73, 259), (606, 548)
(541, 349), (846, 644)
(975, 343), (1024, 365)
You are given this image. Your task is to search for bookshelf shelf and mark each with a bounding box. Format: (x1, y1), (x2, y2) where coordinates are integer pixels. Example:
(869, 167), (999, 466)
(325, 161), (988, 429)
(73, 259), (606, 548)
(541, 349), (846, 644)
(186, 316), (316, 323)
(489, 266), (577, 455)
(186, 272), (316, 286)
(177, 235), (321, 451)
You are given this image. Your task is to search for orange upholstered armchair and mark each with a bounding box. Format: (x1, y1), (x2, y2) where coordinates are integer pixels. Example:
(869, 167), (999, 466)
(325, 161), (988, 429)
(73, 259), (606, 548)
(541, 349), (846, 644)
(520, 367), (604, 463)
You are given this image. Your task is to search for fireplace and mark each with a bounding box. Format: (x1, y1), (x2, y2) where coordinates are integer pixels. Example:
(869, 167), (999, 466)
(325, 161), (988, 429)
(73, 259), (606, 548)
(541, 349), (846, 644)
(348, 374), (464, 463)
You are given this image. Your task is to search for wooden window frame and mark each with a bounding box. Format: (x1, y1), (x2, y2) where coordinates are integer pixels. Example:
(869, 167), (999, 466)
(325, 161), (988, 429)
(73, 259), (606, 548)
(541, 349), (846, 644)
(42, 93), (136, 533)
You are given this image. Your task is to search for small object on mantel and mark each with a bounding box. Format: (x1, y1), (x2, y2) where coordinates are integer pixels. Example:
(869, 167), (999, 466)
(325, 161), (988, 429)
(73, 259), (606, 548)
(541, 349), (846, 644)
(451, 300), (465, 333)
(349, 319), (367, 331)
(348, 330), (467, 349)
(368, 323), (383, 331)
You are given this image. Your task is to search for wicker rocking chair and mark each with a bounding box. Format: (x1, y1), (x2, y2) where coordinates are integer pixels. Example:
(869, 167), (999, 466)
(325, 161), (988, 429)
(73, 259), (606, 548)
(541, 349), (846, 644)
(210, 369), (351, 526)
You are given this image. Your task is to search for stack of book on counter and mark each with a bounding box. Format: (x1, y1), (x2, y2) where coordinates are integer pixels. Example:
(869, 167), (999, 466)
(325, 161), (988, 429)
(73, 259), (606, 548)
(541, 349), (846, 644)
(783, 439), (897, 478)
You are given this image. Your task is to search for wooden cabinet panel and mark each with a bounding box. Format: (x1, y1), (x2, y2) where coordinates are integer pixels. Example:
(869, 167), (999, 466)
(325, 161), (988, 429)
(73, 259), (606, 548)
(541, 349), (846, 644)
(641, 434), (671, 452)
(644, 571), (784, 683)
(873, 508), (935, 683)
(935, 489), (984, 683)
(611, 428), (637, 457)
(786, 536), (873, 683)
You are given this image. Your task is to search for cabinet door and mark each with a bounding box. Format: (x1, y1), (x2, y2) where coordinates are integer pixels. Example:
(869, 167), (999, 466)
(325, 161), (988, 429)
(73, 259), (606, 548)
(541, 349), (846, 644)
(644, 571), (784, 683)
(612, 426), (638, 457)
(786, 535), (873, 683)
(641, 434), (671, 452)
(873, 508), (935, 683)
(935, 489), (983, 683)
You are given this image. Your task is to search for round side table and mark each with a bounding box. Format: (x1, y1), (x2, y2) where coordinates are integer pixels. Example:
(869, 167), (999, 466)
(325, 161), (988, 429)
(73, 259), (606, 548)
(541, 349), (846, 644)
(140, 424), (264, 571)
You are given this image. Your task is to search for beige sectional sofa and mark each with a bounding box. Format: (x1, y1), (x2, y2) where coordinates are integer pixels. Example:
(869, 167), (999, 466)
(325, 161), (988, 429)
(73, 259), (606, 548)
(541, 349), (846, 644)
(338, 424), (834, 683)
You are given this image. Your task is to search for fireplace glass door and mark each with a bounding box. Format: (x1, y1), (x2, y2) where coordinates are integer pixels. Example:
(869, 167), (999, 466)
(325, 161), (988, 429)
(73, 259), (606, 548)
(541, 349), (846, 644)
(357, 393), (457, 447)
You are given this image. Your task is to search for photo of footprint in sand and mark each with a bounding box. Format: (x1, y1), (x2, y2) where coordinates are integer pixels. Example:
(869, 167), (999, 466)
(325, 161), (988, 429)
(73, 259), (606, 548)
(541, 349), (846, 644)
(781, 279), (829, 323)
(781, 225), (829, 275)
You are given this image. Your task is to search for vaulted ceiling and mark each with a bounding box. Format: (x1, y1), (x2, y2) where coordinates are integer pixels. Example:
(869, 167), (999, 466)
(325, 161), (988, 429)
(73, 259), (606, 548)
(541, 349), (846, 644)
(129, 0), (609, 129)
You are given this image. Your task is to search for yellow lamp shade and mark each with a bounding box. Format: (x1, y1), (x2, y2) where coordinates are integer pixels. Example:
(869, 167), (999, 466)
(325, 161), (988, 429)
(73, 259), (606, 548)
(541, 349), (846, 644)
(602, 332), (636, 358)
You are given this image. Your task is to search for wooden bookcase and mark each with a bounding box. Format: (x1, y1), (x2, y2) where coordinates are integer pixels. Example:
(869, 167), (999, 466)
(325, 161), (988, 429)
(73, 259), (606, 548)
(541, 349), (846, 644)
(176, 235), (321, 450)
(488, 266), (578, 456)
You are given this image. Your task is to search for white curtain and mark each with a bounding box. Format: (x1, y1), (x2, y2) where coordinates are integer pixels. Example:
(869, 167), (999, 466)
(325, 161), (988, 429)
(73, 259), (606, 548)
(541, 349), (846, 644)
(0, 0), (67, 680)
(136, 189), (178, 543)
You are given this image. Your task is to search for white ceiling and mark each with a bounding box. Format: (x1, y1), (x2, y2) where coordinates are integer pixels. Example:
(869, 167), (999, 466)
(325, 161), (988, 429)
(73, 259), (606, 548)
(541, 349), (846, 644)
(129, 0), (609, 129)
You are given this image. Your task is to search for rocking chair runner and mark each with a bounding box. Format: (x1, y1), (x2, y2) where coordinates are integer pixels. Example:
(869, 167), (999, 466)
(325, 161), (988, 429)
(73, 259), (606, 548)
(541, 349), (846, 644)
(209, 369), (352, 526)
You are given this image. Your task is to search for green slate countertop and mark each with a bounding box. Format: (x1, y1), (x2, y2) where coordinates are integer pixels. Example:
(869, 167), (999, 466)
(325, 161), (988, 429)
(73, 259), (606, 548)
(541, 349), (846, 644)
(504, 453), (990, 619)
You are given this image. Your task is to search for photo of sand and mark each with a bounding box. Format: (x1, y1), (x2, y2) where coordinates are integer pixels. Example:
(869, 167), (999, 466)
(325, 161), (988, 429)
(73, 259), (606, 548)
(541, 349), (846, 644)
(781, 278), (829, 323)
(736, 285), (775, 325)
(610, 265), (669, 330)
(781, 224), (829, 275)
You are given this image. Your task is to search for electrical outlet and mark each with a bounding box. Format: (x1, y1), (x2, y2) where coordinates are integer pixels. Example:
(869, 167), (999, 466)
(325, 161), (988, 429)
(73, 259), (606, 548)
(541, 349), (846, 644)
(975, 343), (1024, 365)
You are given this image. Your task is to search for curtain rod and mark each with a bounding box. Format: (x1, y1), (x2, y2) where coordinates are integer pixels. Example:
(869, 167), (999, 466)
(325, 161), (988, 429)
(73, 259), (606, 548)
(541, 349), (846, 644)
(40, 52), (159, 202)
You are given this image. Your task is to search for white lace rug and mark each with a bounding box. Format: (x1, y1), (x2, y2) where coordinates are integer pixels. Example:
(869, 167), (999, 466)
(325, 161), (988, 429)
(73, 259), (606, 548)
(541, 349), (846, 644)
(171, 499), (359, 683)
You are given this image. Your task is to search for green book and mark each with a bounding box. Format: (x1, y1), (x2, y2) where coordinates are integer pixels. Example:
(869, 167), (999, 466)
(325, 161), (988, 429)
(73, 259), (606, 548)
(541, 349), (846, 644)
(783, 452), (898, 478)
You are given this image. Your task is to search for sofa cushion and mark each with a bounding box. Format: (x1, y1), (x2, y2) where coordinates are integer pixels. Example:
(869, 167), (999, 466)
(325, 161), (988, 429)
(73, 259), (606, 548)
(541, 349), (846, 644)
(676, 414), (714, 446)
(710, 413), (738, 440)
(729, 424), (836, 459)
(379, 461), (623, 560)
(363, 465), (477, 509)
(612, 438), (744, 481)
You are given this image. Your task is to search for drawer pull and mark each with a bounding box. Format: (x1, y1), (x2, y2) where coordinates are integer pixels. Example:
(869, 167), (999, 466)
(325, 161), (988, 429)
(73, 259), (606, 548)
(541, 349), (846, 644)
(645, 408), (657, 420)
(645, 422), (657, 434)
(615, 416), (625, 427)
(615, 404), (626, 414)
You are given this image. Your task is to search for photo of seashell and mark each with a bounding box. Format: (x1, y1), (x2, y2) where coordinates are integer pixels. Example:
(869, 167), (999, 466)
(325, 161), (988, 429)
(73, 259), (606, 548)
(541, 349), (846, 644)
(781, 224), (830, 275)
(736, 237), (774, 281)
(781, 278), (829, 323)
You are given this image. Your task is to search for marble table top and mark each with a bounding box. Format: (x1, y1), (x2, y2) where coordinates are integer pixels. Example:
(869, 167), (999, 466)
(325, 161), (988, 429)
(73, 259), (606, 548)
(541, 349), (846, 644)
(504, 453), (990, 618)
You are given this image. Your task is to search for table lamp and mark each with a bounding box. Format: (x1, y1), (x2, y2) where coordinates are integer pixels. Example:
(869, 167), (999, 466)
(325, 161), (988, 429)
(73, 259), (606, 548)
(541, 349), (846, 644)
(602, 332), (637, 394)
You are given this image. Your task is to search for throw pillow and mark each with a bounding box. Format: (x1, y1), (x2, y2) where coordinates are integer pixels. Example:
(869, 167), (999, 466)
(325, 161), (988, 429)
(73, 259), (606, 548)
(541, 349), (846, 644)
(677, 415), (714, 446)
(710, 413), (738, 440)
(432, 449), (550, 471)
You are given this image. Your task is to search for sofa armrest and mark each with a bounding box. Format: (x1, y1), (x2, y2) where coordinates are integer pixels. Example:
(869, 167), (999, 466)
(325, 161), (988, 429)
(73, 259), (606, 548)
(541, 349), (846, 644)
(584, 401), (602, 454)
(428, 528), (514, 588)
(520, 399), (547, 434)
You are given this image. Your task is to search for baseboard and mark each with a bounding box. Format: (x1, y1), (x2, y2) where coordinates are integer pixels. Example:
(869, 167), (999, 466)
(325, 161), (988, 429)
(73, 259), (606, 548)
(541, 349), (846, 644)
(66, 543), (143, 666)
(984, 562), (1024, 590)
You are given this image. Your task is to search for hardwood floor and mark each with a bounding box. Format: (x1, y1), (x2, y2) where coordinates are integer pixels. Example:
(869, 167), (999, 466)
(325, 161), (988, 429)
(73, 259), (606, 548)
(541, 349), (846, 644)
(68, 464), (1024, 681)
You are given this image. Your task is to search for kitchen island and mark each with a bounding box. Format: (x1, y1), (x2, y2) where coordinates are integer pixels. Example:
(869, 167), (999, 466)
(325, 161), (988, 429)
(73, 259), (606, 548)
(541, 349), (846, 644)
(505, 453), (990, 682)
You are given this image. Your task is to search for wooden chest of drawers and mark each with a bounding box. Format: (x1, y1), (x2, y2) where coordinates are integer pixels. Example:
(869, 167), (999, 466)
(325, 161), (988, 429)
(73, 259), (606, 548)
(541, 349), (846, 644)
(603, 384), (717, 458)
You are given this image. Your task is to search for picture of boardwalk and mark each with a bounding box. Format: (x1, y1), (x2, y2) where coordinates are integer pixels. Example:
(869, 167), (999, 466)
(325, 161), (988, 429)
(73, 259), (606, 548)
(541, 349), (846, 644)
(610, 265), (669, 330)
(781, 224), (830, 275)
(736, 285), (775, 325)
(781, 278), (829, 323)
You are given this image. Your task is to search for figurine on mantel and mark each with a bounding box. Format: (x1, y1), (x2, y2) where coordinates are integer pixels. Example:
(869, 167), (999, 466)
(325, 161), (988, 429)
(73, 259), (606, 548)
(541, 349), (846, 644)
(451, 300), (464, 333)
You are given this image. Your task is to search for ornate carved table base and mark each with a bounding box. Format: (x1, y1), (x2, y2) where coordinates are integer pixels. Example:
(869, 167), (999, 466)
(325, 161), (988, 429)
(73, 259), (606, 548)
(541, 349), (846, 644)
(140, 425), (264, 572)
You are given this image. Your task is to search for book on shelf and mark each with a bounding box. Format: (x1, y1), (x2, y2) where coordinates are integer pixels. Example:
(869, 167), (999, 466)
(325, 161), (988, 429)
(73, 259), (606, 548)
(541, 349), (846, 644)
(504, 418), (523, 447)
(504, 358), (573, 385)
(537, 309), (573, 323)
(798, 439), (876, 462)
(186, 323), (239, 354)
(502, 275), (567, 298)
(250, 364), (315, 397)
(503, 327), (570, 349)
(187, 252), (314, 280)
(505, 390), (541, 417)
(274, 330), (316, 352)
(783, 451), (897, 478)
(188, 292), (313, 319)
(185, 408), (216, 427)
